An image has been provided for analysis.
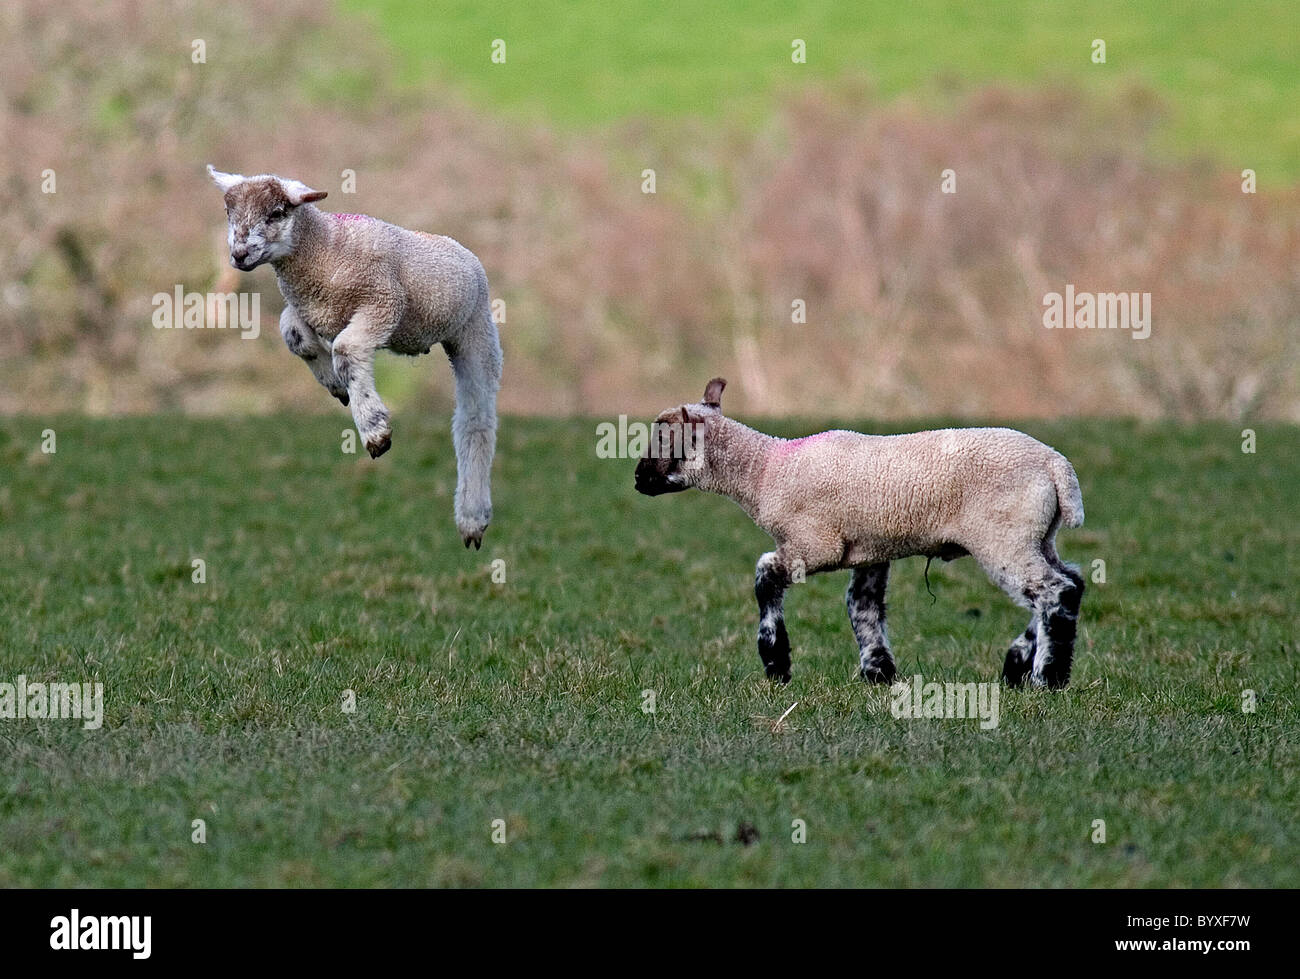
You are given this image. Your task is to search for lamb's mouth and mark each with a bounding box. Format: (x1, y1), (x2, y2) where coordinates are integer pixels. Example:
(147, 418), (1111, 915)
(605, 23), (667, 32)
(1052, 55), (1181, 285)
(634, 473), (664, 496)
(634, 468), (686, 496)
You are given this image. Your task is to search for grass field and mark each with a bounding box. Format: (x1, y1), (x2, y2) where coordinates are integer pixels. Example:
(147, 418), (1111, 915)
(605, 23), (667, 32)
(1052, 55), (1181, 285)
(346, 0), (1300, 179)
(0, 414), (1295, 886)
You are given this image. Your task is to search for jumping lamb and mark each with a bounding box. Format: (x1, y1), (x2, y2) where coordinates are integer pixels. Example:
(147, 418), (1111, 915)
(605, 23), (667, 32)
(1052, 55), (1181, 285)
(207, 165), (502, 548)
(633, 378), (1085, 688)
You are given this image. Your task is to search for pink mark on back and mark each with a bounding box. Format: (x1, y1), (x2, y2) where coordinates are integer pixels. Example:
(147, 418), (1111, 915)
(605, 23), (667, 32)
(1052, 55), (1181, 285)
(771, 431), (835, 458)
(330, 213), (372, 222)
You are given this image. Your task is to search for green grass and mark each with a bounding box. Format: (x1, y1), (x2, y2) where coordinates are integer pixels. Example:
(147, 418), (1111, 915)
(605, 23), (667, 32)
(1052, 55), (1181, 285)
(0, 415), (1295, 886)
(343, 0), (1300, 180)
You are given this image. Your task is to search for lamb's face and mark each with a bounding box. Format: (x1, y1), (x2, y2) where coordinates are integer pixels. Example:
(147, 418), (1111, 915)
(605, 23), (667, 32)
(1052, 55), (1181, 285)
(633, 406), (708, 496)
(207, 166), (327, 271)
(221, 178), (297, 270)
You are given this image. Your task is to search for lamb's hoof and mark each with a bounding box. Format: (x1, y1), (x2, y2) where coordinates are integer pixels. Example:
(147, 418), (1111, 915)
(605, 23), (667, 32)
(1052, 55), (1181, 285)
(1029, 663), (1071, 691)
(1002, 653), (1032, 688)
(457, 505), (492, 550)
(860, 661), (896, 684)
(764, 663), (791, 684)
(859, 648), (896, 684)
(334, 391), (350, 407)
(459, 521), (488, 549)
(366, 433), (391, 458)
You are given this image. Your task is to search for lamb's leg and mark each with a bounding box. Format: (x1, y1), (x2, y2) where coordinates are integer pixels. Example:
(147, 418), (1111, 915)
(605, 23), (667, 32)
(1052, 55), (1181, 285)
(443, 309), (502, 549)
(976, 542), (1082, 690)
(754, 551), (793, 683)
(279, 306), (348, 406)
(1030, 552), (1084, 689)
(847, 562), (895, 683)
(332, 313), (394, 458)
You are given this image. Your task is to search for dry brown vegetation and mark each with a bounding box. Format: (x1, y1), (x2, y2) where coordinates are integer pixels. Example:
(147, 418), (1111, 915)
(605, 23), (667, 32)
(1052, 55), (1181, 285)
(3, 0), (1296, 421)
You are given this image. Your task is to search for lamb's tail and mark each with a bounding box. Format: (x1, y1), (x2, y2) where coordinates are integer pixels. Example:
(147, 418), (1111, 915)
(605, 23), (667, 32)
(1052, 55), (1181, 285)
(1048, 453), (1085, 528)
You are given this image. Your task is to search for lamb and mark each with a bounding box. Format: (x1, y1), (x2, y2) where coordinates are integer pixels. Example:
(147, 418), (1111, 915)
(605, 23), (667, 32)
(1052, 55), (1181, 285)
(206, 165), (502, 548)
(633, 378), (1086, 689)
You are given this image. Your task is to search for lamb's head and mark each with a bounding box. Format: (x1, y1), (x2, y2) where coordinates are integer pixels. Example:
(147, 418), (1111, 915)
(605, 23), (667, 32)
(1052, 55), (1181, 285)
(633, 377), (726, 496)
(207, 165), (327, 271)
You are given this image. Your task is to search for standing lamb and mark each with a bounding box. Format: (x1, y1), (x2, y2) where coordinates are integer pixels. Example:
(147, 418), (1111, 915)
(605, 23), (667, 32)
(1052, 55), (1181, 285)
(633, 378), (1086, 688)
(207, 166), (502, 548)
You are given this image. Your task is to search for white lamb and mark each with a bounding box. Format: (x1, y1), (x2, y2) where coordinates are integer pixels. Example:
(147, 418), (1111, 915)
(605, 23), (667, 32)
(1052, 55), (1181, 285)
(634, 378), (1086, 688)
(207, 165), (502, 548)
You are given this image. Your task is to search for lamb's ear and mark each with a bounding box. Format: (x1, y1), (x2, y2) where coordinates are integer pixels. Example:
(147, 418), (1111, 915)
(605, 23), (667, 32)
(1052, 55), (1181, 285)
(702, 377), (726, 408)
(281, 178), (327, 206)
(207, 165), (243, 193)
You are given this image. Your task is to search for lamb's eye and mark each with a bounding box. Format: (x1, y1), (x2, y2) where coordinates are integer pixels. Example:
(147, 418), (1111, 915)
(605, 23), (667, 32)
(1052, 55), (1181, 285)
(269, 207), (286, 221)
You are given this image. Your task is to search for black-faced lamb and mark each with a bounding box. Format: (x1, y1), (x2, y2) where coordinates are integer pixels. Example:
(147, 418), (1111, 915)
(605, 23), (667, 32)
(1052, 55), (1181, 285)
(207, 166), (502, 548)
(633, 378), (1085, 688)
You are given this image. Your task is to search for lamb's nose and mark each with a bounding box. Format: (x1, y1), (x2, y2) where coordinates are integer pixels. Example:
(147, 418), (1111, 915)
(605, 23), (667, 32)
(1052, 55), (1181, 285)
(231, 247), (248, 262)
